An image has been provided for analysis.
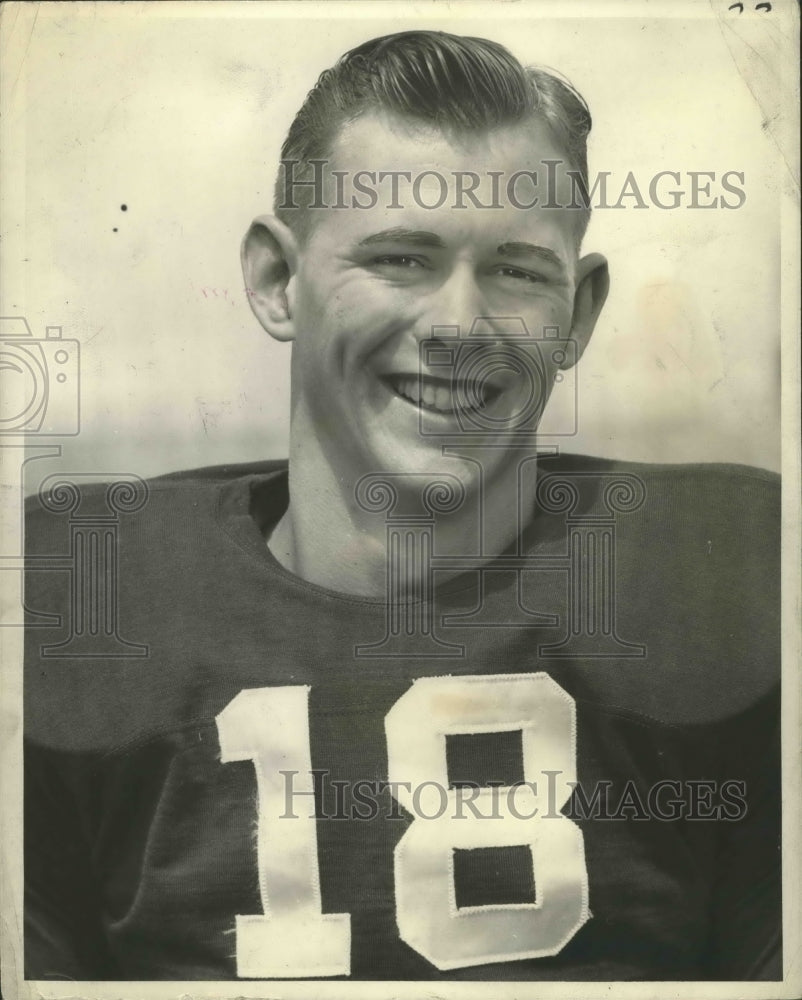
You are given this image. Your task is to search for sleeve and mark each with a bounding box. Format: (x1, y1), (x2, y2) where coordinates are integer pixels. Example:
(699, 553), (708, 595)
(23, 495), (118, 980)
(24, 743), (118, 980)
(703, 688), (782, 980)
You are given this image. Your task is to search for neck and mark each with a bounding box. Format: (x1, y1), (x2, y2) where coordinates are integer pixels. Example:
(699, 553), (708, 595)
(268, 433), (540, 597)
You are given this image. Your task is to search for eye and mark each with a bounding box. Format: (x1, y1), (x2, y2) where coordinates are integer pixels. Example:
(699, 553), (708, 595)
(495, 265), (544, 284)
(371, 254), (427, 269)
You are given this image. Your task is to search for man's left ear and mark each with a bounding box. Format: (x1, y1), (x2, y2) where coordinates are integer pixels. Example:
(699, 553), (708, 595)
(565, 252), (610, 366)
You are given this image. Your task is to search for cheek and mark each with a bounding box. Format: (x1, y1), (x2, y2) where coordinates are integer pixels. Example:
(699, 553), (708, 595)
(525, 296), (573, 334)
(515, 301), (575, 394)
(296, 271), (424, 362)
(517, 303), (576, 381)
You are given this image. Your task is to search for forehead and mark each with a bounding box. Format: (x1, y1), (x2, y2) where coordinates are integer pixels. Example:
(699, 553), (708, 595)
(311, 111), (583, 254)
(332, 110), (564, 171)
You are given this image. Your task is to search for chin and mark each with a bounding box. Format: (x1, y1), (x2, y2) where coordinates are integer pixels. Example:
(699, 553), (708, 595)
(353, 437), (483, 508)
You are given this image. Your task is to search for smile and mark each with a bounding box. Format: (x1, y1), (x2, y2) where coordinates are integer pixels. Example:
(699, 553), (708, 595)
(384, 375), (501, 415)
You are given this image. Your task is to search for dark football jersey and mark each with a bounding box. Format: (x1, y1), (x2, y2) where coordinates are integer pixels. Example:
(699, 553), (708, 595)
(23, 455), (781, 981)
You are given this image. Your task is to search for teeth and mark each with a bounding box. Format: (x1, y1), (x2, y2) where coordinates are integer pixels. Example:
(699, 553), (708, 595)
(434, 386), (450, 411)
(420, 380), (447, 410)
(389, 376), (498, 414)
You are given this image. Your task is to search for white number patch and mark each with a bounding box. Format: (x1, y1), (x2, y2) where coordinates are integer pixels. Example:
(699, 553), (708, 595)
(216, 673), (588, 978)
(216, 687), (351, 978)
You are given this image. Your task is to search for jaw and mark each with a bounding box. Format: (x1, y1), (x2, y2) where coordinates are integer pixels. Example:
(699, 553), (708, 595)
(285, 377), (542, 591)
(289, 364), (542, 504)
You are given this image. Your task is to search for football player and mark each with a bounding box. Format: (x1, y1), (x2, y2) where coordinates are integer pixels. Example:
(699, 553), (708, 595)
(24, 30), (780, 982)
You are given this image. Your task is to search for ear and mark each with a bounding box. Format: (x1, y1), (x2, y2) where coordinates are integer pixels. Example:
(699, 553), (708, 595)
(564, 252), (610, 366)
(241, 215), (299, 342)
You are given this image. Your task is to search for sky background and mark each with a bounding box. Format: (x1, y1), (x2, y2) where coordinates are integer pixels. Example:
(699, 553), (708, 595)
(2, 0), (792, 491)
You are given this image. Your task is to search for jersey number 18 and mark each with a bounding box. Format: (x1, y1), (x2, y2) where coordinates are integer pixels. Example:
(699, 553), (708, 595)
(216, 672), (588, 977)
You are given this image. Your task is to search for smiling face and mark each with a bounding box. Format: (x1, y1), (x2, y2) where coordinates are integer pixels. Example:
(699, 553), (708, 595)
(246, 110), (608, 496)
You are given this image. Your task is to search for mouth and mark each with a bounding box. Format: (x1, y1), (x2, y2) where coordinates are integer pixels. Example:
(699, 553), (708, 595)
(383, 374), (503, 415)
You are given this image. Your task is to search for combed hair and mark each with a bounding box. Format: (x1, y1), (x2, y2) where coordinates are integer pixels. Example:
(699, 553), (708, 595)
(274, 30), (592, 240)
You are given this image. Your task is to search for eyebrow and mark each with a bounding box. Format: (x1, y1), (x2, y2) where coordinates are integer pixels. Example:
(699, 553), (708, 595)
(357, 228), (446, 249)
(496, 242), (566, 271)
(356, 230), (567, 272)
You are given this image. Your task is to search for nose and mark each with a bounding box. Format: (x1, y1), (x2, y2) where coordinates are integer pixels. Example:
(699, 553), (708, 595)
(464, 315), (531, 342)
(413, 261), (490, 344)
(415, 270), (533, 394)
(415, 267), (535, 347)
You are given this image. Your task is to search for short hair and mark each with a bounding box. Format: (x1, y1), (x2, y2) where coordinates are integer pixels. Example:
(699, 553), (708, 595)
(273, 30), (593, 243)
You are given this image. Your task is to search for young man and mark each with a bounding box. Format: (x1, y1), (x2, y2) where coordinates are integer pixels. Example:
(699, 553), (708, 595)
(24, 31), (780, 982)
